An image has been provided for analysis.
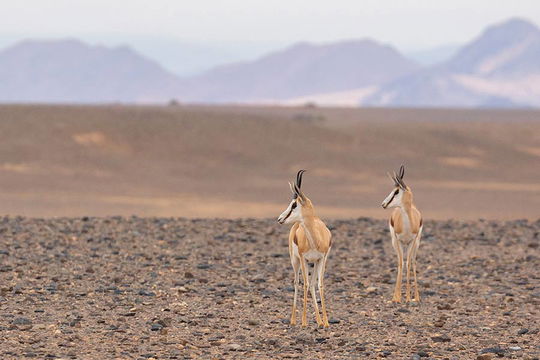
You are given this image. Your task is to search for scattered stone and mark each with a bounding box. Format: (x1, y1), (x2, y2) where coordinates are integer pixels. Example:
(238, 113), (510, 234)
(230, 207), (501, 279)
(476, 355), (492, 360)
(431, 335), (451, 343)
(366, 286), (378, 294)
(517, 328), (529, 335)
(480, 347), (505, 356)
(226, 343), (242, 351)
(138, 289), (156, 296)
(437, 304), (453, 310)
(12, 317), (32, 325)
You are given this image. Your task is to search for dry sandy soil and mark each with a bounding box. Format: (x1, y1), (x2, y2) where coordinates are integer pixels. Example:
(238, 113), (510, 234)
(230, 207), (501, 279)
(0, 216), (539, 359)
(0, 104), (539, 219)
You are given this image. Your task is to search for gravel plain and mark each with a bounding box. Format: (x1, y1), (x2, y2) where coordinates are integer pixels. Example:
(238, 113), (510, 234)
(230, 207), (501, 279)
(0, 216), (539, 359)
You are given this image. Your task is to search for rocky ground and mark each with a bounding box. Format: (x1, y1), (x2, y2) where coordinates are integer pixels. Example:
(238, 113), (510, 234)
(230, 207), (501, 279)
(0, 216), (539, 359)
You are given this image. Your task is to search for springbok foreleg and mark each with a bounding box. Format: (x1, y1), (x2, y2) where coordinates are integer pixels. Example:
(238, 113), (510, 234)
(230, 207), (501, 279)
(391, 230), (404, 303)
(290, 255), (300, 325)
(318, 250), (330, 327)
(309, 261), (323, 326)
(299, 257), (309, 327)
(412, 227), (422, 302)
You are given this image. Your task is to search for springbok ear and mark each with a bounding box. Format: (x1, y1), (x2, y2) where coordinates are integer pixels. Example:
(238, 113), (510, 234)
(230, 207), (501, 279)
(396, 165), (407, 189)
(388, 172), (399, 187)
(289, 182), (297, 199)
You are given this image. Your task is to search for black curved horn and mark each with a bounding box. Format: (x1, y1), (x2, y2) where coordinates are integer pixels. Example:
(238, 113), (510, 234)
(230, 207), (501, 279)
(296, 169), (306, 188)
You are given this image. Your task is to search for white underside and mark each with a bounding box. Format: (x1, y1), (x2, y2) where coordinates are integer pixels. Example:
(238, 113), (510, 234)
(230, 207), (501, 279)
(396, 231), (415, 245)
(303, 248), (325, 262)
(395, 208), (415, 244)
(292, 243), (324, 262)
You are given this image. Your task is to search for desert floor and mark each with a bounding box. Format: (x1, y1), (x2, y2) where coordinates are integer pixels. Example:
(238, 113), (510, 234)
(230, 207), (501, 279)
(1, 216), (539, 359)
(0, 104), (539, 219)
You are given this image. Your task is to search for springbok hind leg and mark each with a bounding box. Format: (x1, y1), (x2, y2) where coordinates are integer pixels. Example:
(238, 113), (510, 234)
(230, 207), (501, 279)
(318, 251), (330, 327)
(405, 242), (414, 302)
(310, 261), (323, 326)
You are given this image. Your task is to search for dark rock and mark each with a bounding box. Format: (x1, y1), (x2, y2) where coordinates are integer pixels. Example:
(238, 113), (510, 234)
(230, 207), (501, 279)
(477, 355), (492, 360)
(431, 335), (451, 342)
(437, 304), (453, 310)
(480, 347), (505, 355)
(12, 317), (32, 325)
(138, 289), (156, 296)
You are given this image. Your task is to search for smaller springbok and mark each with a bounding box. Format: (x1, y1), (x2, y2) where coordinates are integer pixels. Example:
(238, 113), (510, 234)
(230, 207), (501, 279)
(277, 170), (332, 327)
(381, 165), (423, 303)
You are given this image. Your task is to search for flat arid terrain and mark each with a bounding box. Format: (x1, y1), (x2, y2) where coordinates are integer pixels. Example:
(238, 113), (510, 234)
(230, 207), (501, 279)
(0, 105), (539, 359)
(0, 217), (539, 359)
(0, 104), (539, 219)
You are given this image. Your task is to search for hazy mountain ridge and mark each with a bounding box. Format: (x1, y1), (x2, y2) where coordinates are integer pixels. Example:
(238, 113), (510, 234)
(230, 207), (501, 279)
(364, 18), (540, 107)
(0, 39), (182, 103)
(0, 18), (539, 107)
(179, 39), (419, 102)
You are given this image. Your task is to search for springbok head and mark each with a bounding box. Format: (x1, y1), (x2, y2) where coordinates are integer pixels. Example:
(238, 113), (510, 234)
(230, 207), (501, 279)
(277, 170), (311, 224)
(382, 165), (411, 209)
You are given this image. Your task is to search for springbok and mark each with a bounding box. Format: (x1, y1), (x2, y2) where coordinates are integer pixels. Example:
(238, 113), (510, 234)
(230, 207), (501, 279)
(277, 170), (332, 327)
(381, 165), (423, 303)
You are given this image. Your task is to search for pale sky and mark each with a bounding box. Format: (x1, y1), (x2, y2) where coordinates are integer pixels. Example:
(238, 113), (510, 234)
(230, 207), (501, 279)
(1, 0), (539, 50)
(1, 1), (539, 75)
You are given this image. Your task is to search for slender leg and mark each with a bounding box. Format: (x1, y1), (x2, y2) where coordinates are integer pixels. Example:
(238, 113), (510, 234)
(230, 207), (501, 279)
(405, 242), (414, 302)
(310, 261), (323, 326)
(391, 231), (404, 303)
(318, 251), (330, 327)
(290, 256), (300, 325)
(412, 227), (422, 302)
(299, 256), (309, 327)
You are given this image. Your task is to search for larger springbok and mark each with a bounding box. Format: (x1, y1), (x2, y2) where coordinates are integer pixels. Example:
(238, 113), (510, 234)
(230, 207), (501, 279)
(277, 170), (332, 327)
(381, 165), (423, 303)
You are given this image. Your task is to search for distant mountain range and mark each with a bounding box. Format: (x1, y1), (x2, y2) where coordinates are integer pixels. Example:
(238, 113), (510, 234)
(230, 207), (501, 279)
(179, 40), (419, 103)
(0, 18), (539, 108)
(0, 39), (181, 103)
(364, 18), (540, 108)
